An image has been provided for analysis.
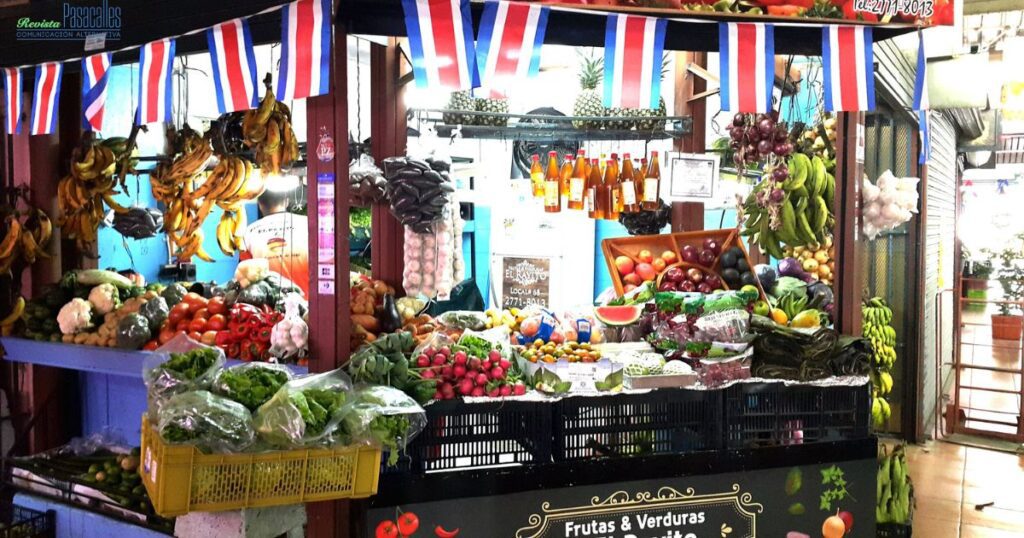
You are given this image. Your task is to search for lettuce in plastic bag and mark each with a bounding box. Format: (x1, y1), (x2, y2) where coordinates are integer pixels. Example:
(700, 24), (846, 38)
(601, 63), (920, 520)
(253, 369), (351, 447)
(337, 385), (426, 466)
(156, 391), (254, 453)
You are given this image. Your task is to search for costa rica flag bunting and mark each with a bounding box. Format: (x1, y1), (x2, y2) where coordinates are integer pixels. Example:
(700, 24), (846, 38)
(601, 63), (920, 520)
(137, 38), (175, 125)
(277, 0), (332, 100)
(208, 18), (259, 113)
(822, 25), (875, 112)
(2, 68), (22, 135)
(82, 52), (111, 132)
(718, 22), (775, 113)
(475, 1), (549, 99)
(31, 62), (63, 135)
(401, 0), (479, 90)
(603, 14), (667, 110)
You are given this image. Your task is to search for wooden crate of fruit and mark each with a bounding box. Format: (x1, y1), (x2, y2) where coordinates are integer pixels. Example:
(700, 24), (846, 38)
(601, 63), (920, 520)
(601, 229), (766, 299)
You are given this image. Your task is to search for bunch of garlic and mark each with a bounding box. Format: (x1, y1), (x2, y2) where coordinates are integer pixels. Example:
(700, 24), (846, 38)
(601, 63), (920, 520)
(861, 170), (919, 239)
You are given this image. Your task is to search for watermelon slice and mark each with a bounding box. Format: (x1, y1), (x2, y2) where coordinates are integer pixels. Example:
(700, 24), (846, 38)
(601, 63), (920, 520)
(594, 305), (642, 326)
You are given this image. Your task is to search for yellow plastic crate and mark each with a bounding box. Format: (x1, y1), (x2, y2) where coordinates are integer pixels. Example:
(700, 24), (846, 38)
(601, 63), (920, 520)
(140, 416), (381, 517)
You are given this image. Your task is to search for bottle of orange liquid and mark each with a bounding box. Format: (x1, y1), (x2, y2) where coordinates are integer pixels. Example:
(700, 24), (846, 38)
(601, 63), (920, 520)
(529, 154), (544, 198)
(642, 151), (661, 210)
(586, 158), (604, 219)
(634, 158), (647, 211)
(603, 159), (620, 220)
(544, 151), (561, 213)
(560, 154), (574, 198)
(620, 153), (639, 213)
(568, 151), (587, 210)
(598, 153), (608, 178)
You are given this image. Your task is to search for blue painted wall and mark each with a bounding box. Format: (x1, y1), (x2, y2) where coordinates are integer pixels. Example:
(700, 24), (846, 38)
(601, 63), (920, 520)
(97, 65), (256, 285)
(79, 372), (147, 441)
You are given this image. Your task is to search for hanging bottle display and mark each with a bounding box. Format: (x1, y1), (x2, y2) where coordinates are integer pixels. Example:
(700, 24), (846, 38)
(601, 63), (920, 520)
(544, 151), (561, 213)
(642, 151), (662, 210)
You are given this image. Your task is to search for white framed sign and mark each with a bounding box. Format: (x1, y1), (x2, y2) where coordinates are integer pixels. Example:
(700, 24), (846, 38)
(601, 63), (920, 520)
(666, 152), (720, 202)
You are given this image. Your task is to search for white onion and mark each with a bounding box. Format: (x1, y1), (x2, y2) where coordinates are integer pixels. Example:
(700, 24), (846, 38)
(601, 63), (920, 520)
(864, 202), (881, 219)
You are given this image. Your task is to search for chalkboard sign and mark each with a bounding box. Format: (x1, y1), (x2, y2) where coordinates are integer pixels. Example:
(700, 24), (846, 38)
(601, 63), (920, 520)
(501, 256), (551, 310)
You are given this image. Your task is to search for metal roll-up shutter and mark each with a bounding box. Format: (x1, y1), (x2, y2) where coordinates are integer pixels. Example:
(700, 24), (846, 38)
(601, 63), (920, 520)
(921, 112), (958, 437)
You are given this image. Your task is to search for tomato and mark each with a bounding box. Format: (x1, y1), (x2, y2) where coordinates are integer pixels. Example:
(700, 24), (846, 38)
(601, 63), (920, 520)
(396, 513), (419, 536)
(143, 340), (159, 351)
(375, 521), (399, 538)
(158, 327), (176, 345)
(187, 331), (202, 342)
(207, 314), (227, 331)
(184, 293), (208, 314)
(194, 308), (209, 321)
(168, 303), (190, 324)
(189, 318), (208, 334)
(207, 297), (227, 316)
(214, 331), (232, 347)
(200, 331), (218, 345)
(176, 320), (190, 332)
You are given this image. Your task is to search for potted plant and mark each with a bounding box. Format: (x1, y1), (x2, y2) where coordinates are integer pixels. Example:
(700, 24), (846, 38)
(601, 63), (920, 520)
(962, 246), (993, 312)
(988, 236), (1024, 340)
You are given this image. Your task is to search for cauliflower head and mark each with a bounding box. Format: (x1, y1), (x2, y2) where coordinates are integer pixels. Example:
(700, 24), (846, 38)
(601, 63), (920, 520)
(88, 283), (121, 315)
(58, 298), (94, 335)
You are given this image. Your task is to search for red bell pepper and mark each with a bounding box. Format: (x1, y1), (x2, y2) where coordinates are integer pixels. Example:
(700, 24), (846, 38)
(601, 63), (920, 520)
(230, 320), (250, 341)
(226, 342), (241, 358)
(255, 326), (273, 344)
(239, 340), (253, 361)
(214, 330), (232, 347)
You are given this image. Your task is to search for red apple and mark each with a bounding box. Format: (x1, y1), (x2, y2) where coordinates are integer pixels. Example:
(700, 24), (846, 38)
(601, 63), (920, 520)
(615, 255), (635, 275)
(697, 282), (713, 294)
(623, 273), (642, 286)
(658, 280), (677, 291)
(665, 266), (685, 283)
(703, 238), (720, 254)
(837, 511), (854, 534)
(698, 249), (716, 267)
(705, 274), (722, 290)
(686, 267), (704, 283)
(681, 245), (698, 263)
(635, 263), (657, 281)
(637, 249), (654, 264)
(679, 280), (696, 292)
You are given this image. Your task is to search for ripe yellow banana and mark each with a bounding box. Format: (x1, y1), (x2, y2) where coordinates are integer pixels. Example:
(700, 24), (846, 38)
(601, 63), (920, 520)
(0, 218), (22, 260)
(0, 296), (25, 326)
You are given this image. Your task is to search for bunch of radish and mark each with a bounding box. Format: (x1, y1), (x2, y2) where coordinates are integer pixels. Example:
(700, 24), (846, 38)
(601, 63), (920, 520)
(415, 345), (527, 399)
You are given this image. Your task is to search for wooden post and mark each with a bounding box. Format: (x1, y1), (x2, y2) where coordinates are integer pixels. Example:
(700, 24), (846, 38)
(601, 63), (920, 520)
(369, 38), (407, 288)
(676, 52), (707, 154)
(833, 112), (864, 336)
(304, 20), (352, 538)
(671, 202), (704, 232)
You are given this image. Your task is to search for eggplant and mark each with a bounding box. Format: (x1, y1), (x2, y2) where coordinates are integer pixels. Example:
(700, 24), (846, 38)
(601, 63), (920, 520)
(754, 264), (778, 291)
(806, 281), (834, 309)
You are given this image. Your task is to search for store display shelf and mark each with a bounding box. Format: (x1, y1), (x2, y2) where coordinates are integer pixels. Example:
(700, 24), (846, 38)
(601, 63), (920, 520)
(0, 338), (307, 378)
(411, 109), (691, 142)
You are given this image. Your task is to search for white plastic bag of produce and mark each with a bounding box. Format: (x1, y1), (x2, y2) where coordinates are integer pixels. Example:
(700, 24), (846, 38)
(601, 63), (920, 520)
(211, 362), (294, 411)
(269, 294), (309, 360)
(252, 368), (352, 448)
(156, 390), (255, 453)
(335, 384), (427, 466)
(143, 334), (226, 414)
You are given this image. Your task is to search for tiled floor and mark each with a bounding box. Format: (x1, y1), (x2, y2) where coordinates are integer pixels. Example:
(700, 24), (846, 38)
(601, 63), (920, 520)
(906, 441), (1024, 536)
(957, 310), (1022, 437)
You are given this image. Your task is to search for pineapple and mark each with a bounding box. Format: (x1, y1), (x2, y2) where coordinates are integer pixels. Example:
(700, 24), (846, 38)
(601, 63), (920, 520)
(443, 91), (475, 125)
(606, 107), (632, 131)
(572, 53), (606, 129)
(634, 97), (667, 132)
(474, 97), (509, 127)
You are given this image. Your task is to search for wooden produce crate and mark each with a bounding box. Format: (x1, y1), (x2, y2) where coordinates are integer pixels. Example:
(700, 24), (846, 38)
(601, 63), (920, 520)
(140, 417), (380, 517)
(601, 228), (766, 300)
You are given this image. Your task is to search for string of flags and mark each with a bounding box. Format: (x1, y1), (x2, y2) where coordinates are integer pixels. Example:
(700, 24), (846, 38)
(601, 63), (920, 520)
(0, 0), (330, 135)
(912, 30), (931, 165)
(2, 0), (913, 137)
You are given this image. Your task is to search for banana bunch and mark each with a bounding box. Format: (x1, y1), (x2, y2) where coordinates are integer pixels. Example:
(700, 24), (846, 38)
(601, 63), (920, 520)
(484, 308), (523, 332)
(58, 143), (128, 251)
(742, 153), (836, 259)
(877, 444), (912, 525)
(242, 78), (299, 177)
(863, 297), (896, 368)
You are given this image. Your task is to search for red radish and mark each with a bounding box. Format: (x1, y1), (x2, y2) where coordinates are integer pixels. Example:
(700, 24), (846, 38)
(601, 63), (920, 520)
(476, 373), (488, 386)
(454, 351), (467, 365)
(471, 387), (485, 397)
(417, 355), (430, 367)
(453, 365), (467, 378)
(439, 346), (451, 356)
(422, 369), (436, 379)
(500, 385), (512, 397)
(488, 350), (501, 362)
(491, 367), (505, 380)
(513, 383), (526, 395)
(432, 354), (446, 366)
(441, 366), (453, 378)
(459, 379), (474, 395)
(487, 387), (500, 397)
(499, 359), (511, 370)
(433, 391), (443, 400)
(469, 358), (482, 370)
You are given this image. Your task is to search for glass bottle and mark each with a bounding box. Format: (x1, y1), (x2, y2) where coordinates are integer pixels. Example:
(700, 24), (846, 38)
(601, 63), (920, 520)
(620, 153), (639, 213)
(560, 154), (574, 198)
(544, 151), (561, 213)
(529, 154), (544, 198)
(603, 159), (620, 220)
(568, 151), (587, 210)
(642, 151), (662, 210)
(586, 158), (604, 219)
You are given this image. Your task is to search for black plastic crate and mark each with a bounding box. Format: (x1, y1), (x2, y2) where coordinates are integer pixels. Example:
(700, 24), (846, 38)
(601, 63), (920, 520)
(723, 381), (870, 449)
(876, 523), (911, 537)
(552, 389), (723, 461)
(0, 504), (54, 538)
(406, 399), (552, 472)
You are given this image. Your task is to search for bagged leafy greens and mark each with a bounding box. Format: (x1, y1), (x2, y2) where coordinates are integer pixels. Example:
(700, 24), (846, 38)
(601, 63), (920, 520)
(143, 336), (225, 413)
(253, 368), (351, 447)
(336, 385), (426, 466)
(156, 390), (255, 452)
(212, 362), (294, 411)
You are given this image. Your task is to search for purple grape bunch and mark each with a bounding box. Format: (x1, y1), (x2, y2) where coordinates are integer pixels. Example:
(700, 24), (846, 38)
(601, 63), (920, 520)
(727, 112), (793, 170)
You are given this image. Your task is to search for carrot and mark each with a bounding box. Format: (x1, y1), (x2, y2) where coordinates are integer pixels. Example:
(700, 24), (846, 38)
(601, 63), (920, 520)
(351, 314), (380, 333)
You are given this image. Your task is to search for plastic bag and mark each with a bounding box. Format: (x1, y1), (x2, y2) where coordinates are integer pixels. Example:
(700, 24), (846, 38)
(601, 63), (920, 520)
(253, 368), (352, 448)
(269, 294), (309, 360)
(212, 362), (294, 411)
(349, 154), (387, 206)
(336, 385), (427, 466)
(143, 334), (226, 414)
(437, 310), (487, 331)
(412, 331), (456, 359)
(460, 326), (511, 359)
(156, 390), (255, 453)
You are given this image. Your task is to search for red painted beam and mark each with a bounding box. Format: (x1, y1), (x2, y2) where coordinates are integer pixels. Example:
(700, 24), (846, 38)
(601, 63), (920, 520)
(370, 39), (406, 290)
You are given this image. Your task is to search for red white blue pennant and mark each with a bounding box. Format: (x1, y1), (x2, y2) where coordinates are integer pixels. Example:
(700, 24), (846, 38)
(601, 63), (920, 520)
(2, 68), (22, 135)
(718, 22), (775, 113)
(822, 25), (875, 112)
(277, 0), (331, 100)
(208, 18), (259, 113)
(137, 38), (175, 125)
(604, 14), (667, 109)
(82, 52), (111, 132)
(475, 1), (549, 99)
(402, 0), (479, 91)
(31, 62), (63, 135)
